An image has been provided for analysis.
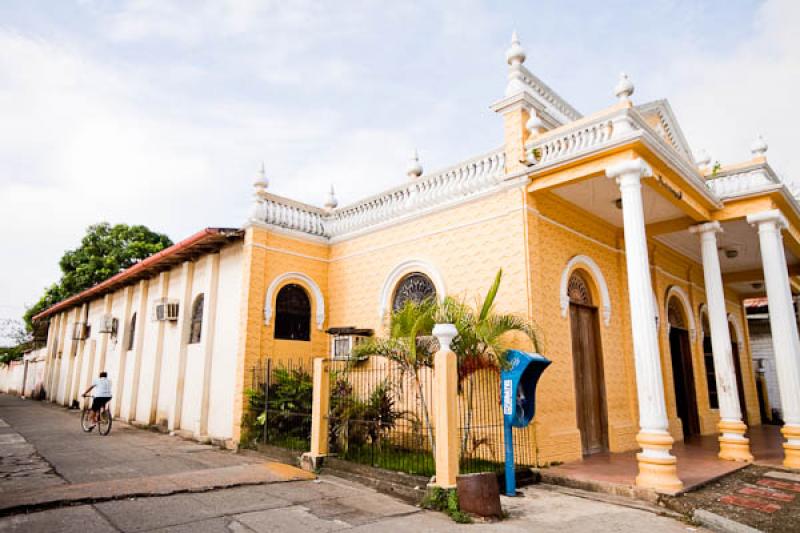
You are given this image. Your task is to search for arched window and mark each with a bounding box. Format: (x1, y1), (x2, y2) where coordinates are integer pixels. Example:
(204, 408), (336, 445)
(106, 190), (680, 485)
(392, 273), (436, 311)
(667, 298), (686, 329)
(127, 312), (137, 351)
(567, 271), (593, 306)
(274, 284), (311, 341)
(189, 294), (204, 344)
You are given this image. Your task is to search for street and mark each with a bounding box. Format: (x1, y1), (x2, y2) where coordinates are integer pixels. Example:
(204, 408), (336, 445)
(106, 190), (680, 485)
(0, 394), (702, 532)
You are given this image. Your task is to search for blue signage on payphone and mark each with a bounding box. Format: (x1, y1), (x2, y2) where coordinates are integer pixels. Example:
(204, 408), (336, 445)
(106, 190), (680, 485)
(500, 350), (551, 495)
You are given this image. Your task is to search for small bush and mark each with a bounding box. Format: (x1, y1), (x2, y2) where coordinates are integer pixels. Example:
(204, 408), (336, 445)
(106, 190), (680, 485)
(421, 487), (473, 524)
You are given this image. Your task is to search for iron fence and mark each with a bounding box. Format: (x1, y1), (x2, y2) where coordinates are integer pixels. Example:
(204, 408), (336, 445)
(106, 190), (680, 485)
(457, 367), (537, 474)
(327, 357), (436, 476)
(245, 358), (313, 451)
(245, 356), (538, 479)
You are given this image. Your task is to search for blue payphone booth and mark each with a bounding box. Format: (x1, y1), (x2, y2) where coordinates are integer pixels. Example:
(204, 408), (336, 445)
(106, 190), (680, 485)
(500, 350), (551, 496)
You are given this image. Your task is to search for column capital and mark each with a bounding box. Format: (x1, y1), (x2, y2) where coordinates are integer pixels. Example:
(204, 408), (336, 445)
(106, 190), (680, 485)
(606, 157), (653, 186)
(747, 209), (788, 230)
(689, 221), (723, 236)
(433, 323), (458, 352)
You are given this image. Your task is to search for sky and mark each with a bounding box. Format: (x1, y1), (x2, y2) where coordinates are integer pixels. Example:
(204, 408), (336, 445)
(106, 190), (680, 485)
(1, 0), (798, 342)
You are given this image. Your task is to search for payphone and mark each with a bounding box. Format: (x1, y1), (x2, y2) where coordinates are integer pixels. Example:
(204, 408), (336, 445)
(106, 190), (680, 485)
(500, 350), (551, 495)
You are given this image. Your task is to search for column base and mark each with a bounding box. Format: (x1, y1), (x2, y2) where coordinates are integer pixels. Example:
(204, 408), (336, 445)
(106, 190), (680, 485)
(718, 420), (753, 462)
(782, 425), (800, 469)
(635, 431), (683, 494)
(300, 452), (327, 472)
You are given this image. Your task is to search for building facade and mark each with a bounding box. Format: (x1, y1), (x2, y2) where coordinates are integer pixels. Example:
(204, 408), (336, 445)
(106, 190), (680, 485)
(34, 33), (800, 487)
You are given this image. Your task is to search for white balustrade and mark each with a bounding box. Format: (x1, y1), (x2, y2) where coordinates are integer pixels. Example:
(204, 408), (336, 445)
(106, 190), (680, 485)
(257, 150), (505, 239)
(705, 169), (779, 199)
(532, 119), (615, 165)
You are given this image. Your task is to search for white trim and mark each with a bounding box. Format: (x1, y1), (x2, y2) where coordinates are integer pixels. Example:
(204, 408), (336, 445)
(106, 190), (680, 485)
(665, 285), (697, 341)
(727, 312), (746, 351)
(264, 272), (326, 331)
(699, 303), (709, 336)
(378, 260), (446, 320)
(559, 255), (612, 326)
(247, 242), (328, 263)
(530, 207), (622, 254)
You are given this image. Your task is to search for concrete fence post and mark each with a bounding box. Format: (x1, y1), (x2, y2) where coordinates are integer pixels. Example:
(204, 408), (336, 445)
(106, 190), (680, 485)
(302, 357), (330, 471)
(432, 323), (459, 489)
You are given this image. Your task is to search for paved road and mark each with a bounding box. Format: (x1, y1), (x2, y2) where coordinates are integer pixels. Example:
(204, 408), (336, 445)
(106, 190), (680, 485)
(0, 394), (703, 532)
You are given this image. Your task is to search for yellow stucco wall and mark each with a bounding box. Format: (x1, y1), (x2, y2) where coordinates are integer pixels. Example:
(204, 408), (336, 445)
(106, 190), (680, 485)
(236, 180), (762, 462)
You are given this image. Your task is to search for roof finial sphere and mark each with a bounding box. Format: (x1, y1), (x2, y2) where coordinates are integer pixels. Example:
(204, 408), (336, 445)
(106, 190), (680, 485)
(506, 30), (526, 66)
(407, 149), (423, 179)
(750, 134), (768, 158)
(324, 184), (338, 210)
(614, 72), (634, 102)
(254, 162), (269, 189)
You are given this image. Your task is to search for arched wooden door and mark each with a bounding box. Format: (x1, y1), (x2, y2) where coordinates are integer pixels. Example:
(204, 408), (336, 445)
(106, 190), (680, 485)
(667, 298), (701, 439)
(568, 271), (608, 455)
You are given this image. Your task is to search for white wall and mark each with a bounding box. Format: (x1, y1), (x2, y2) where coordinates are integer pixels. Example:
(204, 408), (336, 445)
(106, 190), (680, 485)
(208, 244), (242, 441)
(42, 241), (244, 443)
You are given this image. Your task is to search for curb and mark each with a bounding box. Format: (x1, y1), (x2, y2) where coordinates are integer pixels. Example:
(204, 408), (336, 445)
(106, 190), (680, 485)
(692, 509), (762, 533)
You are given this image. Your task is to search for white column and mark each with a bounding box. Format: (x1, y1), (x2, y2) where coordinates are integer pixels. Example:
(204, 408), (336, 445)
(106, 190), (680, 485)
(198, 252), (221, 439)
(607, 158), (682, 493)
(170, 261), (195, 432)
(148, 271), (170, 425)
(113, 286), (135, 418)
(128, 279), (149, 423)
(748, 209), (800, 468)
(690, 222), (752, 460)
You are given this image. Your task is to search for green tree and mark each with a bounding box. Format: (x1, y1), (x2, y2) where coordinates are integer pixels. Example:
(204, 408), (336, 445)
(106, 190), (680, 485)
(0, 318), (32, 366)
(23, 223), (172, 330)
(437, 269), (542, 454)
(352, 298), (438, 453)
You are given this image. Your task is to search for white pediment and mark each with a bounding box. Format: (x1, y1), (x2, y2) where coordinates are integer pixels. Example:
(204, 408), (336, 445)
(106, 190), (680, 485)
(636, 100), (694, 162)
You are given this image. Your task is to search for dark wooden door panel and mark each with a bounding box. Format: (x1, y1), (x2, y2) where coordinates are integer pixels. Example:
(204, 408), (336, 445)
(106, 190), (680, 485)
(669, 327), (700, 438)
(731, 343), (748, 425)
(570, 303), (608, 455)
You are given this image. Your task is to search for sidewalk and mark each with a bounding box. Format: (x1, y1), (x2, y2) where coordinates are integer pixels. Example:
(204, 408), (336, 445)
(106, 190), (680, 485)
(0, 394), (707, 532)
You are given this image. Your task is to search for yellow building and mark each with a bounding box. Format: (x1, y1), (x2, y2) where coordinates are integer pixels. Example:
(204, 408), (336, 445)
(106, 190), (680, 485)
(35, 32), (800, 491)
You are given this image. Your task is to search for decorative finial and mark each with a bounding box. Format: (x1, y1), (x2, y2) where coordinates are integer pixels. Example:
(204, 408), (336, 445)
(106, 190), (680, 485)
(696, 149), (711, 169)
(407, 149), (423, 179)
(324, 184), (338, 211)
(526, 111), (544, 135)
(614, 72), (634, 103)
(505, 31), (526, 66)
(250, 163), (268, 221)
(254, 162), (268, 190)
(750, 134), (768, 159)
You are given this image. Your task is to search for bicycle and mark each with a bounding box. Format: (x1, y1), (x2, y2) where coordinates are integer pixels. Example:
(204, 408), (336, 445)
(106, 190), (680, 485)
(81, 394), (112, 436)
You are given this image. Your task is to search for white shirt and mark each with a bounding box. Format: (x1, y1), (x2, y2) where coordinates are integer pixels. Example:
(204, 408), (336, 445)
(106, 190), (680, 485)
(92, 377), (112, 398)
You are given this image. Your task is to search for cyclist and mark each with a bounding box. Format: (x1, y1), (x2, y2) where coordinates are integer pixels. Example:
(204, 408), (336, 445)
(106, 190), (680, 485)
(83, 371), (112, 429)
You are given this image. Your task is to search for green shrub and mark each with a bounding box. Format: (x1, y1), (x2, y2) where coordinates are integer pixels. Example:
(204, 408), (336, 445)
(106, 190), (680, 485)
(421, 487), (473, 524)
(244, 366), (313, 446)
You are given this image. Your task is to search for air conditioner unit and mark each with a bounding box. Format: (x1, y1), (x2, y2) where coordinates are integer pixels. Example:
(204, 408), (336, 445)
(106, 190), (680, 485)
(155, 299), (180, 321)
(71, 322), (89, 341)
(99, 315), (118, 336)
(326, 327), (374, 359)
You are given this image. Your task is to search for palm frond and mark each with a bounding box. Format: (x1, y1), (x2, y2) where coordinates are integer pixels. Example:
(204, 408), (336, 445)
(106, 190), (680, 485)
(479, 269), (502, 321)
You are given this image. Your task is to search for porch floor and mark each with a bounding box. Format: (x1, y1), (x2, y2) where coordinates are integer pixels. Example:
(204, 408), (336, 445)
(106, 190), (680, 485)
(543, 424), (786, 493)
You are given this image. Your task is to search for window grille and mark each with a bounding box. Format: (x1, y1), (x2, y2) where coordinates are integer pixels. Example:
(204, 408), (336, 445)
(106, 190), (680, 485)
(274, 284), (311, 341)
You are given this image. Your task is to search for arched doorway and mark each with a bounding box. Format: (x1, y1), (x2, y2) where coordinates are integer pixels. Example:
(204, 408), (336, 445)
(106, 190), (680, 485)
(667, 297), (700, 439)
(728, 321), (749, 425)
(568, 270), (608, 455)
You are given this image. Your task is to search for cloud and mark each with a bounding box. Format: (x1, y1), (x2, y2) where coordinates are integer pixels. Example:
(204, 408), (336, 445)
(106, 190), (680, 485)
(660, 0), (800, 185)
(1, 0), (797, 347)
